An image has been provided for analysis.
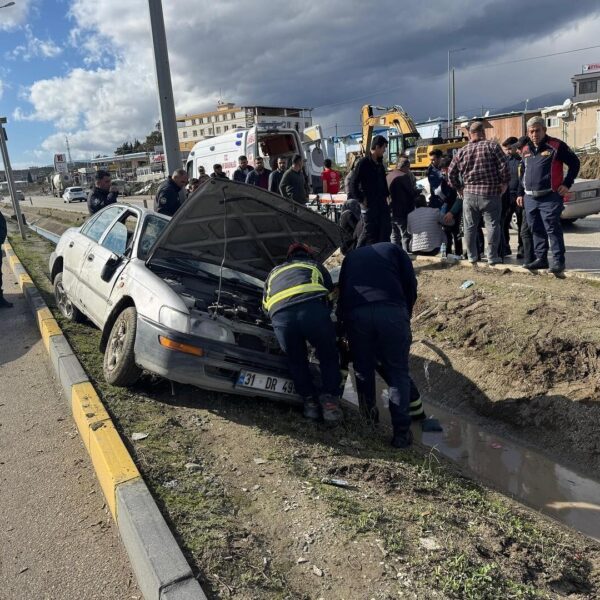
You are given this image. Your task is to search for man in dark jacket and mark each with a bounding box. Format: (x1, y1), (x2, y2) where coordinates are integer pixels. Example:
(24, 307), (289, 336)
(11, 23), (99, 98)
(154, 169), (188, 217)
(350, 135), (391, 247)
(268, 157), (287, 193)
(233, 156), (252, 183)
(279, 154), (308, 204)
(263, 243), (342, 424)
(245, 157), (271, 189)
(387, 157), (418, 252)
(337, 242), (417, 448)
(0, 211), (12, 308)
(87, 169), (118, 215)
(517, 117), (580, 273)
(210, 164), (228, 179)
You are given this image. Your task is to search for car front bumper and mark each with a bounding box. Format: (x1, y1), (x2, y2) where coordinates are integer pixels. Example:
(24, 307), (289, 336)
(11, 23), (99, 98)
(562, 197), (600, 220)
(134, 315), (306, 403)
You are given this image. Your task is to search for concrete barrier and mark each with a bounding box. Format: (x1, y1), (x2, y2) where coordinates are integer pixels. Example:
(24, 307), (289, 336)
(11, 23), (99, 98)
(2, 240), (206, 600)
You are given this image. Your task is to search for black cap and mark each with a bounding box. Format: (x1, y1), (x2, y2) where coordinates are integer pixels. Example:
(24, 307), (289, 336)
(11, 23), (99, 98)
(371, 134), (388, 149)
(429, 149), (443, 158)
(514, 136), (529, 149)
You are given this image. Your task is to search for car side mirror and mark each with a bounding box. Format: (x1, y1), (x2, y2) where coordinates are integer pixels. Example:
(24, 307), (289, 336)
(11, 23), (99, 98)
(101, 253), (122, 282)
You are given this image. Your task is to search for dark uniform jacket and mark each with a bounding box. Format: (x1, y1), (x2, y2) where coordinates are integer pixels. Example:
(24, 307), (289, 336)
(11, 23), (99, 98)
(518, 136), (580, 196)
(154, 178), (182, 216)
(263, 257), (333, 318)
(87, 187), (118, 215)
(386, 170), (417, 220)
(279, 168), (308, 204)
(337, 242), (417, 320)
(233, 166), (252, 183)
(268, 169), (285, 193)
(246, 168), (272, 189)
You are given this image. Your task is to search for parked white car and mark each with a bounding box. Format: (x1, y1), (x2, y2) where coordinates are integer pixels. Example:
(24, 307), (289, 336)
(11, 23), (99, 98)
(63, 186), (87, 203)
(49, 179), (341, 400)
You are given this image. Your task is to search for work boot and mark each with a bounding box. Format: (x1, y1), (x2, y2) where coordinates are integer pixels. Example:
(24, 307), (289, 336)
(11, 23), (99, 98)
(391, 429), (413, 449)
(319, 394), (343, 426)
(524, 257), (549, 270)
(302, 397), (320, 421)
(0, 293), (12, 309)
(357, 394), (379, 425)
(549, 263), (565, 275)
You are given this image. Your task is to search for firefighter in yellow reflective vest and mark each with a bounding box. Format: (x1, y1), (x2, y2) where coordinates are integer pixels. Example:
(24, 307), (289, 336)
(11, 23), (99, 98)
(263, 243), (343, 424)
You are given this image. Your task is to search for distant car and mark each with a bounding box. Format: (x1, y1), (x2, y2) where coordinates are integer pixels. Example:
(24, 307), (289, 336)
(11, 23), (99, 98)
(49, 180), (341, 401)
(63, 187), (87, 203)
(15, 190), (25, 202)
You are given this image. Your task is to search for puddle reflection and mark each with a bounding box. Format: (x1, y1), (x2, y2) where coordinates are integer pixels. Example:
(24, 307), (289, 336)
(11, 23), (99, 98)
(342, 374), (600, 541)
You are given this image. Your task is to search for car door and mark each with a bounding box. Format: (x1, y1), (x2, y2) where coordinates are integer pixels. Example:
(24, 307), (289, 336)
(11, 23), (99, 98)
(62, 206), (125, 300)
(76, 210), (139, 326)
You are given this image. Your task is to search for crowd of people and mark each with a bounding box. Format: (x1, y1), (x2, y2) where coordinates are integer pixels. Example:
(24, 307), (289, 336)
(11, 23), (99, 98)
(77, 116), (580, 450)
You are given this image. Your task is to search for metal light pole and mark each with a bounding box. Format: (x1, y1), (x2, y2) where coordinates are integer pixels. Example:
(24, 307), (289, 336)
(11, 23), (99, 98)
(0, 118), (26, 239)
(448, 48), (466, 138)
(147, 0), (181, 177)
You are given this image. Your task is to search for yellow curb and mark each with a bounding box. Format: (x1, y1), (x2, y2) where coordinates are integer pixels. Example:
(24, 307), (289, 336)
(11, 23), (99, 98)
(89, 419), (141, 519)
(18, 273), (33, 291)
(71, 382), (111, 453)
(40, 318), (62, 351)
(9, 254), (21, 268)
(36, 307), (54, 328)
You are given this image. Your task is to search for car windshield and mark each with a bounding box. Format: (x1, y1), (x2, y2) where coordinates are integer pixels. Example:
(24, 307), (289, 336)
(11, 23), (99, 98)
(138, 214), (169, 260)
(70, 187), (83, 192)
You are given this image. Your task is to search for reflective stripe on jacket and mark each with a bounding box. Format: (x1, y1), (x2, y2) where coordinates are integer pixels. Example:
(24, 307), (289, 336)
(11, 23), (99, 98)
(263, 260), (329, 317)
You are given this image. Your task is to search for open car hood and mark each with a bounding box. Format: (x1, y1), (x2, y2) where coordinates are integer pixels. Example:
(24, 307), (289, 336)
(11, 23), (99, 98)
(146, 178), (342, 281)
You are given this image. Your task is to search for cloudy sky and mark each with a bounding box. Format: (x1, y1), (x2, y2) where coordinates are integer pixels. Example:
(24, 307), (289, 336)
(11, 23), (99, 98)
(1, 0), (600, 168)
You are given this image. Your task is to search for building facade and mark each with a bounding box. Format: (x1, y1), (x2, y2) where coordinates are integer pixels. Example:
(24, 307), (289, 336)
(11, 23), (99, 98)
(542, 99), (600, 150)
(459, 110), (542, 143)
(176, 102), (312, 151)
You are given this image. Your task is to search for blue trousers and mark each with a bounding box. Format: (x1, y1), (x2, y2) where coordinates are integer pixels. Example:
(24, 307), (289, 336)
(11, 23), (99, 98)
(271, 300), (341, 399)
(345, 303), (412, 435)
(524, 192), (565, 265)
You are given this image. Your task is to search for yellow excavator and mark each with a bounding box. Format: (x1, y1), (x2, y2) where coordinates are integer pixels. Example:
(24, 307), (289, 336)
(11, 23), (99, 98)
(360, 104), (467, 173)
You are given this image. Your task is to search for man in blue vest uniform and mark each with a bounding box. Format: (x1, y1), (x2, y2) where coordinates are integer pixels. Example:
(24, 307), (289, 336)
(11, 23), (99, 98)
(263, 243), (342, 425)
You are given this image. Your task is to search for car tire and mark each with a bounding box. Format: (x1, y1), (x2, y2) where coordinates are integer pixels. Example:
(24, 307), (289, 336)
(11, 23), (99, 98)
(54, 272), (84, 322)
(103, 307), (142, 387)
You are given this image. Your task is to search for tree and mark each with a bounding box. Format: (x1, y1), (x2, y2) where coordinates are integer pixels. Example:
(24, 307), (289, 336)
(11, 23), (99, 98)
(142, 130), (163, 152)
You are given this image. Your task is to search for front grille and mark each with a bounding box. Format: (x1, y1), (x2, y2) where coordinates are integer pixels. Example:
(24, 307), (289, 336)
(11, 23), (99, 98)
(234, 332), (266, 352)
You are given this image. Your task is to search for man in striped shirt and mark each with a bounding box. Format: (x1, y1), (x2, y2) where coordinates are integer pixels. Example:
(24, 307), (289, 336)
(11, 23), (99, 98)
(448, 121), (509, 265)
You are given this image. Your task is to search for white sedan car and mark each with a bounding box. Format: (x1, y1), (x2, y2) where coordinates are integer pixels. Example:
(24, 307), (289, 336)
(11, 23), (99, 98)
(63, 186), (87, 203)
(49, 179), (341, 401)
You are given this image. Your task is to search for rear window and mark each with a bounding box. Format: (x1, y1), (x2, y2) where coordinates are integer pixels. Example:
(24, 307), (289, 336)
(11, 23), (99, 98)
(70, 187), (83, 192)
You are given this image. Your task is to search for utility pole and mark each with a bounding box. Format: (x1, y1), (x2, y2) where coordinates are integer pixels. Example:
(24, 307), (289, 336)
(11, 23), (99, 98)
(147, 0), (181, 176)
(448, 48), (466, 138)
(451, 68), (456, 137)
(0, 117), (26, 240)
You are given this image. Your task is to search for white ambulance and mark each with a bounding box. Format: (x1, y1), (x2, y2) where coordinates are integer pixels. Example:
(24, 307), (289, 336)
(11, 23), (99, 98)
(185, 124), (307, 182)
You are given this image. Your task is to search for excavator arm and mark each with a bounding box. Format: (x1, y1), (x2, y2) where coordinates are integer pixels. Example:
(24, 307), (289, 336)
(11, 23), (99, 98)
(360, 104), (419, 154)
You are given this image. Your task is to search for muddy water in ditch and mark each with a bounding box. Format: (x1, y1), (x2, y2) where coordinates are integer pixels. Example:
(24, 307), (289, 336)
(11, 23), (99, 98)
(342, 374), (600, 542)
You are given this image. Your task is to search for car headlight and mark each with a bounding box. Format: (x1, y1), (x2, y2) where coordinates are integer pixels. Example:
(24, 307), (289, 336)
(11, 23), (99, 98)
(191, 318), (235, 344)
(159, 306), (190, 334)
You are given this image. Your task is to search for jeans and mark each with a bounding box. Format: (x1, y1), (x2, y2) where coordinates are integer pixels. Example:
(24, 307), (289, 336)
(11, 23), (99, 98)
(271, 300), (340, 398)
(462, 193), (502, 263)
(345, 303), (412, 435)
(524, 192), (565, 266)
(391, 216), (411, 252)
(517, 206), (534, 263)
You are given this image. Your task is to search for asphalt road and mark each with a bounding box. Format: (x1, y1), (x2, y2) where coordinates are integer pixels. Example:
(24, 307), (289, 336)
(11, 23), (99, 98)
(0, 257), (139, 599)
(7, 194), (600, 274)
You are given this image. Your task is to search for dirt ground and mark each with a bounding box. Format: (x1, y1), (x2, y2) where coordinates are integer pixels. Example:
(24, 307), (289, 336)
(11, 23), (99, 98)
(409, 263), (600, 476)
(7, 230), (600, 599)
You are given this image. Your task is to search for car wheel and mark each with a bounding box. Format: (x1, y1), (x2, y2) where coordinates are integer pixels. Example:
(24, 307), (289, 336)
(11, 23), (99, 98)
(103, 307), (142, 386)
(54, 272), (84, 322)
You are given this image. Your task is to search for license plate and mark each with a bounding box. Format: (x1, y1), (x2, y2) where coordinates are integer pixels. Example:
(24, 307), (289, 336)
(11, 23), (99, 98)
(579, 189), (598, 199)
(237, 370), (296, 395)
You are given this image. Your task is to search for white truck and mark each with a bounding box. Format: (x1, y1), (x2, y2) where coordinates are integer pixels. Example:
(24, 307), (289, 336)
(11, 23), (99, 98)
(185, 124), (308, 184)
(51, 172), (73, 197)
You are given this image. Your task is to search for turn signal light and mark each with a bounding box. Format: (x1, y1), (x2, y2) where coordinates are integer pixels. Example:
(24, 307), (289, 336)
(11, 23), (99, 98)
(159, 336), (204, 357)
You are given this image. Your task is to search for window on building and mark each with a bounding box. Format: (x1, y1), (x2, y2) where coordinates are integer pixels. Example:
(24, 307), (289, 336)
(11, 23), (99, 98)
(305, 121), (310, 129)
(224, 125), (229, 132)
(545, 117), (559, 128)
(192, 130), (197, 137)
(200, 129), (205, 136)
(232, 125), (237, 129)
(579, 80), (598, 94)
(182, 131), (188, 138)
(216, 126), (221, 134)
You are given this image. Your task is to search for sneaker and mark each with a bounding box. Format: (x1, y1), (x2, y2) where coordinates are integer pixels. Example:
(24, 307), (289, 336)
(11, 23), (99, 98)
(391, 429), (413, 449)
(319, 394), (343, 425)
(549, 263), (565, 275)
(302, 398), (320, 421)
(524, 258), (549, 270)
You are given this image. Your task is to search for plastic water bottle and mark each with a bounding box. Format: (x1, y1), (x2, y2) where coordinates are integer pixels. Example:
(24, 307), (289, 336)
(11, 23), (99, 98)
(440, 242), (447, 258)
